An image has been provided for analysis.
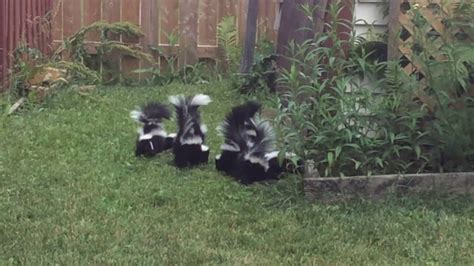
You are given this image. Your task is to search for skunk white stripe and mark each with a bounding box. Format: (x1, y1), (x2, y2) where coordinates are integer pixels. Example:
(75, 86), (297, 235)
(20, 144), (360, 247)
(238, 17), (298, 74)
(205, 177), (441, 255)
(139, 128), (167, 140)
(181, 136), (203, 145)
(200, 124), (208, 134)
(130, 109), (143, 122)
(246, 140), (255, 148)
(167, 133), (177, 138)
(246, 129), (257, 137)
(191, 94), (211, 106)
(168, 95), (184, 106)
(140, 134), (153, 140)
(244, 154), (269, 171)
(149, 141), (155, 151)
(264, 151), (279, 160)
(221, 143), (240, 152)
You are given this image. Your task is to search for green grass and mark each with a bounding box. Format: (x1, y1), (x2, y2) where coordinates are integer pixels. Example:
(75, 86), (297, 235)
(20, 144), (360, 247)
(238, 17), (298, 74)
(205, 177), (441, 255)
(1, 82), (473, 264)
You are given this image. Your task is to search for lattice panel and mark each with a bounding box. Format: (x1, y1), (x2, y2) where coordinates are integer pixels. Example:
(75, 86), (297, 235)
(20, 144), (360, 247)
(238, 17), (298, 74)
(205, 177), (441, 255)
(396, 0), (461, 85)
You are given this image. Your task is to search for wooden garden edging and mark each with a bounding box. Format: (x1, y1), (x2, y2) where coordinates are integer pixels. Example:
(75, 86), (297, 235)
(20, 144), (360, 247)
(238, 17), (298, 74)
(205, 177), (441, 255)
(304, 172), (474, 202)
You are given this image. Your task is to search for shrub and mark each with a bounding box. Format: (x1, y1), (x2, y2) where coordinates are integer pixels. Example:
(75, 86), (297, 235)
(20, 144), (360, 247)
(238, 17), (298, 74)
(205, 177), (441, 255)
(275, 0), (474, 177)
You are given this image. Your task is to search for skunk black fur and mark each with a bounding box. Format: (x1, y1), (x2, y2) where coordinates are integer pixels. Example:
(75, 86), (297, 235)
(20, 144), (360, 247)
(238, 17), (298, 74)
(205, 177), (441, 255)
(169, 94), (211, 168)
(216, 101), (304, 185)
(131, 102), (176, 157)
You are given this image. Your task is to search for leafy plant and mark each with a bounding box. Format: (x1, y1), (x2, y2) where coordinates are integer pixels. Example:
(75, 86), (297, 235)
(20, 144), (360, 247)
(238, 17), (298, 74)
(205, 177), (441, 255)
(217, 16), (241, 73)
(239, 54), (278, 94)
(52, 21), (154, 84)
(134, 31), (212, 85)
(275, 0), (474, 177)
(275, 1), (431, 177)
(406, 1), (474, 172)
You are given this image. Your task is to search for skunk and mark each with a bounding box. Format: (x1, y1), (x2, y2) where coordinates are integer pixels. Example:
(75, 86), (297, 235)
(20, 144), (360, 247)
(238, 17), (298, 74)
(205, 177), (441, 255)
(216, 101), (304, 184)
(169, 94), (211, 168)
(215, 101), (262, 176)
(130, 102), (176, 157)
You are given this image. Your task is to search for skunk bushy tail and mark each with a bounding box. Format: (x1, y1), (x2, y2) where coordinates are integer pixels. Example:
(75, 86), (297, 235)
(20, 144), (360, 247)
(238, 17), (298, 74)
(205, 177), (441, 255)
(169, 94), (211, 145)
(234, 118), (278, 184)
(216, 101), (279, 184)
(218, 101), (261, 152)
(130, 102), (175, 157)
(130, 102), (171, 125)
(169, 94), (211, 167)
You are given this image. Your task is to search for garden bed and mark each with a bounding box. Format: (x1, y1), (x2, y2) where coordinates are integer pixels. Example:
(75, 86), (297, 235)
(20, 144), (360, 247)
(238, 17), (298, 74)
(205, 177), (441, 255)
(304, 172), (474, 202)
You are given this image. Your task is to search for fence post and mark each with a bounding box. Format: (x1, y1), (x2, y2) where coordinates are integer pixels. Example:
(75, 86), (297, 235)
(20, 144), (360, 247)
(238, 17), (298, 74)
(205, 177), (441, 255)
(388, 0), (401, 60)
(276, 0), (316, 71)
(179, 0), (199, 68)
(240, 0), (258, 74)
(140, 0), (159, 79)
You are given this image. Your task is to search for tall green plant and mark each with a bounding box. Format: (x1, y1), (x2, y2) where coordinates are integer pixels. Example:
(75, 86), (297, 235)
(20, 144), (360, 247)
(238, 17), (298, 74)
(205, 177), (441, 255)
(275, 1), (431, 177)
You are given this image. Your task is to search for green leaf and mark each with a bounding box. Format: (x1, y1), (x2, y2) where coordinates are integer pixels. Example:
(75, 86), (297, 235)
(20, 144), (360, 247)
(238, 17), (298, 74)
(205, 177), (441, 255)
(335, 146), (342, 159)
(415, 146), (421, 159)
(350, 159), (361, 170)
(327, 152), (334, 167)
(389, 132), (395, 144)
(375, 157), (384, 168)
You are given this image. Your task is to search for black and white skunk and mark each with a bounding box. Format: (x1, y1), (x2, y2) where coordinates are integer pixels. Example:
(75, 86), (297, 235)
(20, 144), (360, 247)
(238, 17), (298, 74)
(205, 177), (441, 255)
(215, 101), (261, 176)
(216, 101), (303, 185)
(169, 94), (211, 168)
(130, 102), (176, 157)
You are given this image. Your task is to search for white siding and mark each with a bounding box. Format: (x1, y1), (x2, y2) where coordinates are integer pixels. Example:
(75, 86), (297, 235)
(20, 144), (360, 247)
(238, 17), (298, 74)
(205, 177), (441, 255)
(353, 0), (388, 37)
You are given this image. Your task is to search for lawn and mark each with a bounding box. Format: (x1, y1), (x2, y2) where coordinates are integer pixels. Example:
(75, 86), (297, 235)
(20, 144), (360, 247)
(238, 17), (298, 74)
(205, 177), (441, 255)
(0, 82), (473, 264)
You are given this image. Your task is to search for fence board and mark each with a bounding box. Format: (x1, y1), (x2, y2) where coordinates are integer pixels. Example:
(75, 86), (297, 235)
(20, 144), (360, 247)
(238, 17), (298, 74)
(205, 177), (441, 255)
(219, 0), (235, 19)
(84, 0), (102, 42)
(179, 0), (199, 67)
(26, 0), (33, 46)
(40, 0), (47, 52)
(238, 0), (249, 43)
(140, 0), (159, 78)
(2, 0), (285, 87)
(0, 0), (53, 89)
(102, 0), (121, 42)
(62, 0), (81, 38)
(8, 0), (15, 67)
(122, 0), (141, 80)
(52, 0), (62, 45)
(122, 0), (140, 43)
(198, 0), (218, 46)
(50, 0), (281, 64)
(160, 0), (180, 45)
(15, 0), (20, 47)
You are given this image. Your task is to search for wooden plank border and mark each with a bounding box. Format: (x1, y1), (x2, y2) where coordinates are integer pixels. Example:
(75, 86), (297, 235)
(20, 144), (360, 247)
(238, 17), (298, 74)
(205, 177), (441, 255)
(304, 172), (474, 202)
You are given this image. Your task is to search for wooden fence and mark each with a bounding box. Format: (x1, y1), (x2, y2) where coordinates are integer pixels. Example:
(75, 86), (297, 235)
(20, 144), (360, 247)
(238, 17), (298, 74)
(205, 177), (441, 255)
(50, 0), (281, 75)
(0, 0), (53, 89)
